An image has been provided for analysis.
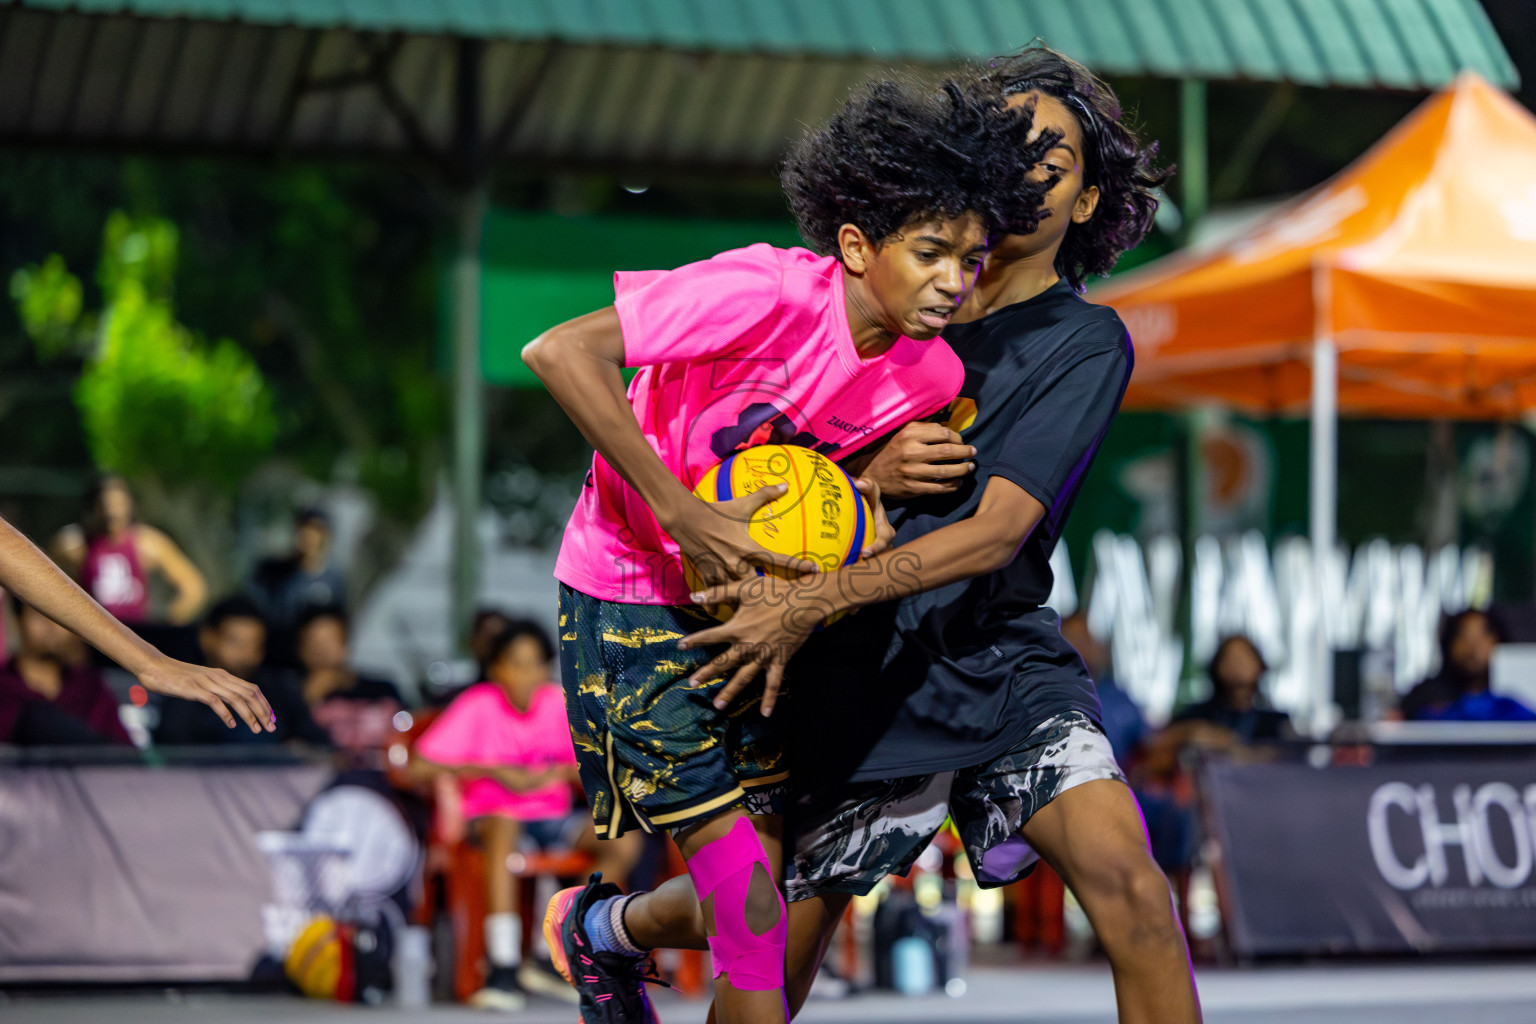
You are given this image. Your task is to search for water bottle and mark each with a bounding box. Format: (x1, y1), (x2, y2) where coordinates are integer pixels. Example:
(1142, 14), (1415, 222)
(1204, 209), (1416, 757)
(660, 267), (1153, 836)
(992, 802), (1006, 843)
(892, 935), (935, 996)
(393, 925), (433, 1008)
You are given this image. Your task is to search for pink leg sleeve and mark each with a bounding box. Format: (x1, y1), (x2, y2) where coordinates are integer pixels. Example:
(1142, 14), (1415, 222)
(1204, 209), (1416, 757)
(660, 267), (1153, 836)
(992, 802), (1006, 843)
(686, 816), (787, 991)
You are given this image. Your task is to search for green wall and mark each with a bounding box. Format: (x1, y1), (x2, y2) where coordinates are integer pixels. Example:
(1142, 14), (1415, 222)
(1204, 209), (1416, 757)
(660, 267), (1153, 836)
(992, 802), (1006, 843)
(478, 211), (803, 388)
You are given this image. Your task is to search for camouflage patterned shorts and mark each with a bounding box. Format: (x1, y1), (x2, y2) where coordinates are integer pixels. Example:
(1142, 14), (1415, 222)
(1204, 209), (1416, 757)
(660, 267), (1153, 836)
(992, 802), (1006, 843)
(785, 712), (1124, 901)
(557, 584), (787, 840)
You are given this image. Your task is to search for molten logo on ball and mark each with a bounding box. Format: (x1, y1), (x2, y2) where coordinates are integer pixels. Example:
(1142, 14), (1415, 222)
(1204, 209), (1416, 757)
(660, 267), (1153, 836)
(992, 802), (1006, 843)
(683, 444), (874, 620)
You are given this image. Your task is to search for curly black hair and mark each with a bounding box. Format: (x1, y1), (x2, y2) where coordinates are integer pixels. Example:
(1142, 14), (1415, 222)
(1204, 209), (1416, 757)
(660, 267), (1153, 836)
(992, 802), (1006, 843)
(971, 46), (1173, 292)
(781, 77), (1063, 257)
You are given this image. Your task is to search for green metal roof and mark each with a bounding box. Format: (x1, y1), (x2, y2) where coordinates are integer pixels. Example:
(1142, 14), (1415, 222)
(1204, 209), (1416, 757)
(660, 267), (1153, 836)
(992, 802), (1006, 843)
(8, 0), (1519, 89)
(0, 0), (1518, 176)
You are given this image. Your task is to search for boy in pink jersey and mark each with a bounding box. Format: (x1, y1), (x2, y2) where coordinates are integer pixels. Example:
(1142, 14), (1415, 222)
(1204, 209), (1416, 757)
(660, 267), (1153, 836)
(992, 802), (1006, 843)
(525, 79), (1059, 1024)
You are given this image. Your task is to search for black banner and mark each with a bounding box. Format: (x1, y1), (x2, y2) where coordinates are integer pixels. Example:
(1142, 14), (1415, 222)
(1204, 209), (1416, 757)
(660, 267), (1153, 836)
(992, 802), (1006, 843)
(1200, 754), (1536, 956)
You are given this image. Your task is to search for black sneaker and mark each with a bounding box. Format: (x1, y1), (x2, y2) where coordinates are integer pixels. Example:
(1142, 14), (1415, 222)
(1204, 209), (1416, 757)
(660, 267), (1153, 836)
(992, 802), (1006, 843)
(544, 873), (667, 1023)
(469, 964), (527, 1011)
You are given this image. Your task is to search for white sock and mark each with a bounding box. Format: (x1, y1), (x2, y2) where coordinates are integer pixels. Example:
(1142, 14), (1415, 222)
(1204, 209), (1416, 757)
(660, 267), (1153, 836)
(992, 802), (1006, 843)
(486, 912), (522, 967)
(609, 894), (645, 956)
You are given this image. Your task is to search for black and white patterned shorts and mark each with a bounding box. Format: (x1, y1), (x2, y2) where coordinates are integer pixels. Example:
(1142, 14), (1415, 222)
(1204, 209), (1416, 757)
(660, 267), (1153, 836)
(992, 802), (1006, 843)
(785, 712), (1124, 902)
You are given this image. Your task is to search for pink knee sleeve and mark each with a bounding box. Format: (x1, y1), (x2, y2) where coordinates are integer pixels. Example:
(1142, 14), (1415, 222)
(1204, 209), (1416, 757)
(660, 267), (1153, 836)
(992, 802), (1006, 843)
(687, 816), (787, 991)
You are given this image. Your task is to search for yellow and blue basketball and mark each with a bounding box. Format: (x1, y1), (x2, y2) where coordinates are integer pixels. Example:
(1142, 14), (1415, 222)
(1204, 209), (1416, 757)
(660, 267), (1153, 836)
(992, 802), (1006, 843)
(683, 444), (874, 620)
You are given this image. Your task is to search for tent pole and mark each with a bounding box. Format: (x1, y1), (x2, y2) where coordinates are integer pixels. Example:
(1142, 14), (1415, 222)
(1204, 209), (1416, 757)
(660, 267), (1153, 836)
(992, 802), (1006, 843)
(449, 38), (488, 654)
(450, 183), (488, 654)
(1309, 310), (1338, 735)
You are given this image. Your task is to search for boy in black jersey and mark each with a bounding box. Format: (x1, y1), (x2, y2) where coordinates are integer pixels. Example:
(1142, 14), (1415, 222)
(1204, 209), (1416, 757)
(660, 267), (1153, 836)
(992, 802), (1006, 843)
(675, 49), (1202, 1023)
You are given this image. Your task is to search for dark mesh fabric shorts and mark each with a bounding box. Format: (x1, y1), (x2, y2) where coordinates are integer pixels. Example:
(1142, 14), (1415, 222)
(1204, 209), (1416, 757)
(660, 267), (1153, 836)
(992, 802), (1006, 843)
(786, 712), (1124, 901)
(557, 583), (787, 839)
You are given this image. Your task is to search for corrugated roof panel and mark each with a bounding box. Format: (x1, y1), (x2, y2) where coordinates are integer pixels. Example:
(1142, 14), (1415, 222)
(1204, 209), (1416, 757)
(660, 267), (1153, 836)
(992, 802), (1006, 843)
(1114, 0), (1194, 78)
(1073, 0), (1151, 75)
(1335, 0), (1420, 88)
(581, 47), (648, 159)
(835, 1), (907, 61)
(220, 0), (305, 22)
(114, 16), (184, 138)
(30, 11), (93, 134)
(1463, 0), (1521, 84)
(202, 19), (266, 140)
(1200, 0), (1285, 80)
(578, 0), (653, 47)
(1292, 0), (1374, 86)
(630, 0), (706, 50)
(1250, 1), (1331, 85)
(732, 0), (801, 54)
(1422, 0), (1518, 84)
(541, 43), (605, 154)
(689, 0), (760, 53)
(939, 0), (1007, 58)
(975, 2), (1045, 58)
(702, 51), (773, 162)
(285, 29), (345, 146)
(1029, 6), (1096, 69)
(363, 0), (448, 35)
(745, 56), (806, 164)
(0, 9), (41, 133)
(670, 53), (736, 161)
(12, 0), (1519, 87)
(69, 15), (127, 135)
(606, 50), (671, 161)
(1151, 0), (1234, 78)
(878, 0), (960, 63)
(1379, 0), (1458, 84)
(158, 21), (222, 137)
(248, 26), (308, 144)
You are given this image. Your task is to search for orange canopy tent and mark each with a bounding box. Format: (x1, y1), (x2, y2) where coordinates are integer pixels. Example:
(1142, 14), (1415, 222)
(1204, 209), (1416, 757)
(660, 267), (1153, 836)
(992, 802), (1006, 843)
(1094, 72), (1536, 706)
(1097, 71), (1536, 421)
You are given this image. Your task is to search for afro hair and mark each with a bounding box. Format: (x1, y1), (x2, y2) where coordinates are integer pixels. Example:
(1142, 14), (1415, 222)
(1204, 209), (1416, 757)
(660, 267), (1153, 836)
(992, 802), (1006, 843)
(781, 77), (1064, 257)
(971, 46), (1173, 291)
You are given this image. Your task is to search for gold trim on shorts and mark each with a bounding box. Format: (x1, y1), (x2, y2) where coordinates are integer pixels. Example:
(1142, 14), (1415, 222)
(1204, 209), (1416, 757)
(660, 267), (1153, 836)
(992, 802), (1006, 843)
(648, 787), (747, 826)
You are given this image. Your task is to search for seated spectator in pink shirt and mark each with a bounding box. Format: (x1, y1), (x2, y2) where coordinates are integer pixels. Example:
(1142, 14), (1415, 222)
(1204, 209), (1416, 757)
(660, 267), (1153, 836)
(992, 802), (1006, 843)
(412, 620), (640, 1009)
(0, 593), (132, 746)
(296, 605), (403, 753)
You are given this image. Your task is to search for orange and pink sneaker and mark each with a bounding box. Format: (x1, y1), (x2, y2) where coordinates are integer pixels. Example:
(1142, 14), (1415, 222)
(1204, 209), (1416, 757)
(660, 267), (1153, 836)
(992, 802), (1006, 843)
(542, 873), (666, 1024)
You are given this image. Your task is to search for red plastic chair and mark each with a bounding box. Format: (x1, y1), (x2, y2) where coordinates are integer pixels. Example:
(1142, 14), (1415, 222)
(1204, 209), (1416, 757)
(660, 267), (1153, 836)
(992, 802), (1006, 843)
(387, 710), (718, 1001)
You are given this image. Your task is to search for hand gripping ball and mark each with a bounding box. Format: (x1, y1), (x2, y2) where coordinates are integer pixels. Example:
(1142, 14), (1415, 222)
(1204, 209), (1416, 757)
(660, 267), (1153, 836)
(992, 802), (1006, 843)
(683, 444), (874, 622)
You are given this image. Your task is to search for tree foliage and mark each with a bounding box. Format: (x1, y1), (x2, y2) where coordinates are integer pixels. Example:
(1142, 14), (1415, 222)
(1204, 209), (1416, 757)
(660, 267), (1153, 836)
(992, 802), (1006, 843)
(13, 212), (278, 494)
(1, 155), (443, 601)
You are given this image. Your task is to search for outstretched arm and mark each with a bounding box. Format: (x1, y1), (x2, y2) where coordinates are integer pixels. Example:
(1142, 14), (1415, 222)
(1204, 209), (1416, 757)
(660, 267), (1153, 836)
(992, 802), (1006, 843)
(0, 516), (273, 733)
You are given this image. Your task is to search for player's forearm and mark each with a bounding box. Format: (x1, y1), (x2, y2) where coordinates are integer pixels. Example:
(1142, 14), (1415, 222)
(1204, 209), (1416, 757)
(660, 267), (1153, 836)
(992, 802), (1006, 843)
(815, 515), (1025, 617)
(0, 517), (161, 675)
(523, 314), (695, 528)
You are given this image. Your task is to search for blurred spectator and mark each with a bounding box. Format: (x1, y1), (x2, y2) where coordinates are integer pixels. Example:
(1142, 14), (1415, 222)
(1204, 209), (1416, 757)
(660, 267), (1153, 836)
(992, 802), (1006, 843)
(0, 593), (131, 746)
(1140, 635), (1291, 886)
(154, 596), (327, 746)
(54, 474), (207, 625)
(296, 605), (404, 752)
(1060, 611), (1147, 766)
(412, 620), (640, 1008)
(1165, 635), (1293, 745)
(247, 508), (347, 666)
(469, 607), (514, 671)
(1400, 609), (1536, 722)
